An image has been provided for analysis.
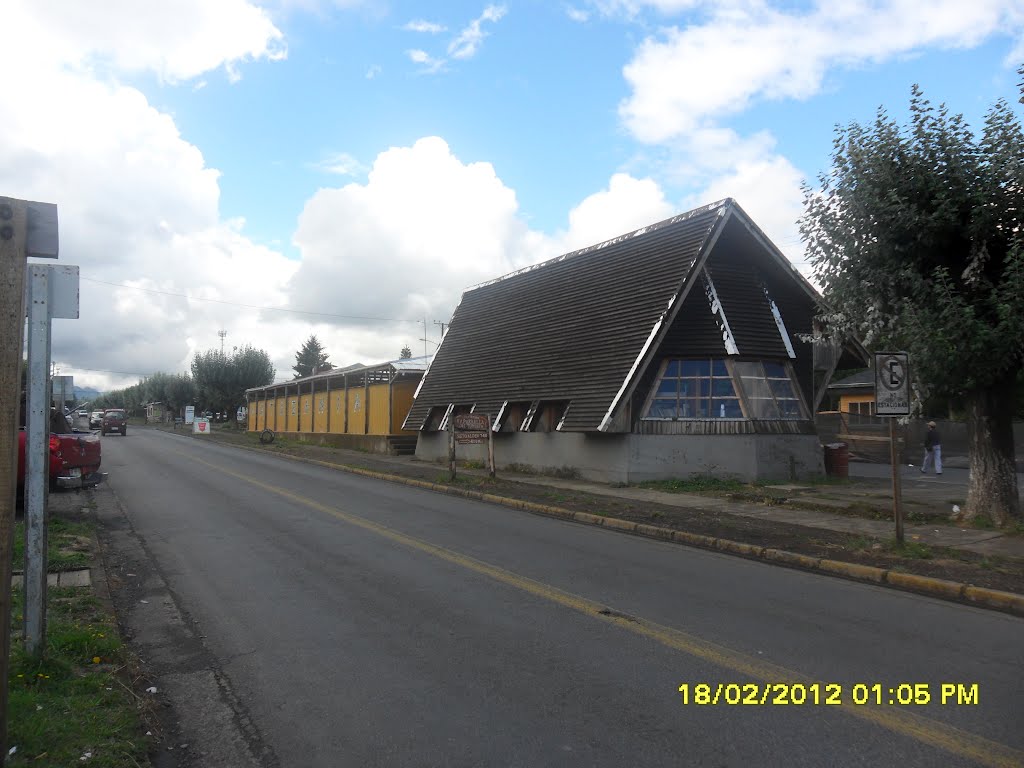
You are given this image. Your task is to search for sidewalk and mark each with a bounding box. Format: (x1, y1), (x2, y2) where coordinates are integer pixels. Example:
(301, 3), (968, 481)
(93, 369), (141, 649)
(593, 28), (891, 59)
(268, 439), (1024, 562)
(460, 471), (1024, 560)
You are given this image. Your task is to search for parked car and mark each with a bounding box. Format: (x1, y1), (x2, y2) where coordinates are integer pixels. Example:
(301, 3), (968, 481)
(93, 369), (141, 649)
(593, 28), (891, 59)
(101, 409), (127, 436)
(16, 409), (104, 496)
(90, 410), (104, 428)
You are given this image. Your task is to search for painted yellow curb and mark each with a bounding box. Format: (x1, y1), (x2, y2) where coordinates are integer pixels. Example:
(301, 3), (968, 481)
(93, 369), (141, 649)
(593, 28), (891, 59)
(962, 585), (1024, 613)
(214, 439), (1024, 616)
(762, 549), (821, 570)
(885, 571), (965, 600)
(817, 559), (887, 584)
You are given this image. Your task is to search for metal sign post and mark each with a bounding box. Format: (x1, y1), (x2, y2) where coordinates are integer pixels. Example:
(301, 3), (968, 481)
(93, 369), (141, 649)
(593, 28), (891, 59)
(24, 267), (52, 657)
(22, 265), (78, 657)
(874, 352), (910, 545)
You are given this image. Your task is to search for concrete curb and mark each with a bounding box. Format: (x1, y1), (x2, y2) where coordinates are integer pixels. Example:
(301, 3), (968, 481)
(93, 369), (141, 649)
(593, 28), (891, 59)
(223, 441), (1024, 618)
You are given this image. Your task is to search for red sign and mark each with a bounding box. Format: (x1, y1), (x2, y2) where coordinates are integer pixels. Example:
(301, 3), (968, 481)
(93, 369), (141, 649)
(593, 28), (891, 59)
(198, 422), (206, 432)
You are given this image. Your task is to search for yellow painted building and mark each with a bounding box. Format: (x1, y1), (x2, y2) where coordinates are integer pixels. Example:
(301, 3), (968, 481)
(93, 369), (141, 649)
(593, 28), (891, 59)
(245, 356), (431, 455)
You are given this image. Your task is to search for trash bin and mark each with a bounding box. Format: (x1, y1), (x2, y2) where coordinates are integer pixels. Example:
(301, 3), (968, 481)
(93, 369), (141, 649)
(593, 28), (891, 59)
(823, 442), (849, 478)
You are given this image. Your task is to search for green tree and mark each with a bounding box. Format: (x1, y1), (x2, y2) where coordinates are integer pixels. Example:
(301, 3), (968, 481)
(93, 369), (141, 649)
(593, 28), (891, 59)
(293, 335), (333, 378)
(192, 346), (275, 416)
(399, 344), (412, 359)
(165, 374), (196, 415)
(232, 345), (275, 397)
(800, 76), (1024, 526)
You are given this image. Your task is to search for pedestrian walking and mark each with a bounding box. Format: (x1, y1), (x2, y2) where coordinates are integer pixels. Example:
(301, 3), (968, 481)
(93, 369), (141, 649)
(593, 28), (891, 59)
(921, 421), (942, 475)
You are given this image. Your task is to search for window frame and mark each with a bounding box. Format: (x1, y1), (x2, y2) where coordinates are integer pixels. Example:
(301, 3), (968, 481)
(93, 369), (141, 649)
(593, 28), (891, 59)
(641, 358), (808, 422)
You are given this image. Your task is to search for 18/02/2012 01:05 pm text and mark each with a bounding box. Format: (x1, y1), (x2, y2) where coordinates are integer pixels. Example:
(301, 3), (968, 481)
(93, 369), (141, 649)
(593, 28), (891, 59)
(677, 682), (979, 706)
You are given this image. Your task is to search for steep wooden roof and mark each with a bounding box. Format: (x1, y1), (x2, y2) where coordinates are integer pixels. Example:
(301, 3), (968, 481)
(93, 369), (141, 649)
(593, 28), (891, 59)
(404, 201), (733, 431)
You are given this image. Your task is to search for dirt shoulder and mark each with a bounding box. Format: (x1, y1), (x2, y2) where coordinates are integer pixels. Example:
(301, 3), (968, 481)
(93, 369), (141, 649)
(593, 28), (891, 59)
(172, 425), (1024, 597)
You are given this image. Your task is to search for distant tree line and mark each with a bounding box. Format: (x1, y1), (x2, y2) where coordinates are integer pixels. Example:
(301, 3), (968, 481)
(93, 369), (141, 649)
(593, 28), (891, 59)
(91, 345), (275, 418)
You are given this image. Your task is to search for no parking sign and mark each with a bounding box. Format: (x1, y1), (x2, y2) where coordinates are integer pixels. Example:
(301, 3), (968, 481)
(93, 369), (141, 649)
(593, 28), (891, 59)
(874, 352), (910, 416)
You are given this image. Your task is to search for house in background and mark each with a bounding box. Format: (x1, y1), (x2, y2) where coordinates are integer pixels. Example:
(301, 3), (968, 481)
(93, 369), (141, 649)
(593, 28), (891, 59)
(824, 369), (875, 414)
(404, 198), (865, 483)
(246, 356), (432, 455)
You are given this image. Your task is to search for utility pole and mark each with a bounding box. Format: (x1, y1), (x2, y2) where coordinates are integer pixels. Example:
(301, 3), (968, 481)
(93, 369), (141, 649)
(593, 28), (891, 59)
(0, 200), (28, 764)
(0, 196), (58, 763)
(433, 320), (447, 342)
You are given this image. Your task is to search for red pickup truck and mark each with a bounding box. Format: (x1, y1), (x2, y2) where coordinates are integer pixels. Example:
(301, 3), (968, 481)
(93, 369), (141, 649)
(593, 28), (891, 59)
(16, 410), (104, 494)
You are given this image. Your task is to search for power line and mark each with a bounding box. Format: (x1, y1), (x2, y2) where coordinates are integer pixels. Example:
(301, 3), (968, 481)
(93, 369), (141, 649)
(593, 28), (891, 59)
(80, 277), (408, 323)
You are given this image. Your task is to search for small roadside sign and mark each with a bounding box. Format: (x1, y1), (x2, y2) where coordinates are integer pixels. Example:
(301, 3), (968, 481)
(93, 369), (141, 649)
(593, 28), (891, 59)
(193, 418), (210, 434)
(453, 412), (489, 444)
(448, 412), (495, 480)
(873, 351), (909, 545)
(874, 351), (910, 416)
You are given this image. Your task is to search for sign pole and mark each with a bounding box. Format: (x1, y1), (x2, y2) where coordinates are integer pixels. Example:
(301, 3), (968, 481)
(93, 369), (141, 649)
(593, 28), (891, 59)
(24, 266), (52, 656)
(874, 351), (910, 546)
(448, 416), (456, 481)
(890, 418), (904, 544)
(486, 413), (495, 479)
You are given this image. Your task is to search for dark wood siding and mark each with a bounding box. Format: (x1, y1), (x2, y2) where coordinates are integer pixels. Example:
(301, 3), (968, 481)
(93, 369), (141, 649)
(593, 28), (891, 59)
(405, 205), (726, 431)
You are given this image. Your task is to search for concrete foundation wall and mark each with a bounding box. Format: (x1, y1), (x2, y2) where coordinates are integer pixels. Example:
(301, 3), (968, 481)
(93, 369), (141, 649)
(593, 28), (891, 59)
(415, 431), (826, 483)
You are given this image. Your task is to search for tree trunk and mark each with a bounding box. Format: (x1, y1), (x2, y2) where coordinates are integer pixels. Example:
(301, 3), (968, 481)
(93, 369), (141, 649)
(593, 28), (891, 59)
(962, 375), (1020, 527)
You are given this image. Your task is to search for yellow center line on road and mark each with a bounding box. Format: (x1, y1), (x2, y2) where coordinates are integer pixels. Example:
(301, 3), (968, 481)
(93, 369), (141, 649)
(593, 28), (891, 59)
(182, 451), (1023, 768)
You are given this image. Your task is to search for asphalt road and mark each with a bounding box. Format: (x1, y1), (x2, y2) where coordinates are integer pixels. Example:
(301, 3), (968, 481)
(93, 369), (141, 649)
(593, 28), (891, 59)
(95, 428), (1024, 768)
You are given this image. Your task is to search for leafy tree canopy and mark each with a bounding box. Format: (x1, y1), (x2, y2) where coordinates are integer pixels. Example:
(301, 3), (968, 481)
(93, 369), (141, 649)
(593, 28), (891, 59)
(800, 72), (1024, 524)
(293, 335), (334, 379)
(399, 344), (412, 360)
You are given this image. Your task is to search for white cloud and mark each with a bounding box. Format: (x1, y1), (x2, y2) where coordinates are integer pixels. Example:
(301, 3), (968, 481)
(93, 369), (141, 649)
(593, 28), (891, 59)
(366, 64), (382, 79)
(620, 1), (1024, 143)
(12, 0), (285, 83)
(609, 0), (1024, 276)
(407, 49), (446, 73)
(404, 19), (447, 33)
(561, 174), (675, 251)
(287, 139), (678, 365)
(289, 137), (527, 329)
(448, 5), (508, 59)
(408, 5), (508, 72)
(314, 152), (367, 176)
(566, 7), (591, 23)
(0, 1), (299, 391)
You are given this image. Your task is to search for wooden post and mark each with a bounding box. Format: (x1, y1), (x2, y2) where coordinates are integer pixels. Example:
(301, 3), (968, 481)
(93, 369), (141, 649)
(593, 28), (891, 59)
(890, 418), (904, 545)
(0, 198), (29, 760)
(487, 413), (495, 479)
(448, 416), (456, 481)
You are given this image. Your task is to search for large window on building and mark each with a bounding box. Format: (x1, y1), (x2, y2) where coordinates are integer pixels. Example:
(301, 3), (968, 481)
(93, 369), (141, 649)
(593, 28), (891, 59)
(646, 359), (742, 419)
(643, 359), (806, 420)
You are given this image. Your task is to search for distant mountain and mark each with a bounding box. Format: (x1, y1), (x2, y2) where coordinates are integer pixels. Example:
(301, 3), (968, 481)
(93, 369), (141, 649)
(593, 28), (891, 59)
(73, 386), (104, 404)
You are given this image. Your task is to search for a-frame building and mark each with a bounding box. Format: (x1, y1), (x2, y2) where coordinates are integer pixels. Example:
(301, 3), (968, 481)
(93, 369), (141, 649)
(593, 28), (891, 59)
(405, 198), (861, 482)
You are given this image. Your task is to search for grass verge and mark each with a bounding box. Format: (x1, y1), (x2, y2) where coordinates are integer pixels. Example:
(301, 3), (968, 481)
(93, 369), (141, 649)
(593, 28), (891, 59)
(13, 516), (93, 572)
(7, 508), (152, 767)
(8, 586), (151, 767)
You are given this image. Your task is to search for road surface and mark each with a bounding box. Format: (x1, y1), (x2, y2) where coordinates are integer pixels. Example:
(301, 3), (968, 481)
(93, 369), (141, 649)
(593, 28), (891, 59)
(95, 429), (1024, 767)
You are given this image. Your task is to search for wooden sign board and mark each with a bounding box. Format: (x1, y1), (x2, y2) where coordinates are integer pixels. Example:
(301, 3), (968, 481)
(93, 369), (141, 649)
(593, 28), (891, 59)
(453, 412), (489, 444)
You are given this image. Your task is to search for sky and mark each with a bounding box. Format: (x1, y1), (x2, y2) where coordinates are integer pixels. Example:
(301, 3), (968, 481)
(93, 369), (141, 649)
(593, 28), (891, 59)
(4, 0), (1023, 394)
